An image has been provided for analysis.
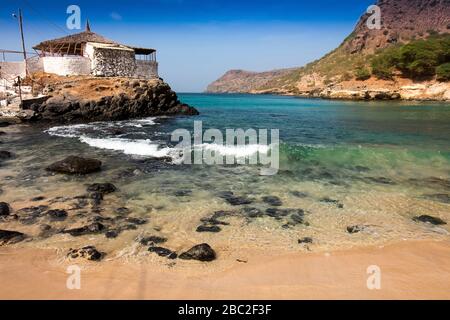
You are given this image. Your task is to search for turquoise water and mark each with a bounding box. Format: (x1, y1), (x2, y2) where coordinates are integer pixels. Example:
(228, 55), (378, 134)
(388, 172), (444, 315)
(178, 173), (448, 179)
(1, 94), (449, 256)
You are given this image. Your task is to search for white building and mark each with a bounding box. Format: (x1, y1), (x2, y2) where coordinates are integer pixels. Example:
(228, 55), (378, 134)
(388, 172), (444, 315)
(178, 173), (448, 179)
(1, 22), (158, 80)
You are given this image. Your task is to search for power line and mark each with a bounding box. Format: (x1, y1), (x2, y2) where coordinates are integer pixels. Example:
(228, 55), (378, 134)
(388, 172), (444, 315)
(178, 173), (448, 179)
(17, 0), (69, 36)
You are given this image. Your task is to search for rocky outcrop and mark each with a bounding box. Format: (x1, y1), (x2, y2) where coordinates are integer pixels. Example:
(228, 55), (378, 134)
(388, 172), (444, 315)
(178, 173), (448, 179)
(17, 75), (198, 123)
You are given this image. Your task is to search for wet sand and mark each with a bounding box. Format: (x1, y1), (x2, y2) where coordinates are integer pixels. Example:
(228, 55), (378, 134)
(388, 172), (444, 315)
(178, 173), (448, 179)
(0, 240), (449, 300)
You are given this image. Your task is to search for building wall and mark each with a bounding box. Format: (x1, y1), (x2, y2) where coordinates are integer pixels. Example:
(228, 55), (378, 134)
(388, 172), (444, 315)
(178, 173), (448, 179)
(134, 60), (159, 79)
(27, 56), (43, 74)
(87, 44), (136, 77)
(41, 56), (91, 76)
(0, 61), (26, 79)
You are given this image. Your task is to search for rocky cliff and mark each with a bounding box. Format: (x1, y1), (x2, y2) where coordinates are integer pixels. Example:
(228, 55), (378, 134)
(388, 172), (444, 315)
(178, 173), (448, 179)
(206, 69), (294, 93)
(13, 73), (198, 123)
(206, 0), (450, 101)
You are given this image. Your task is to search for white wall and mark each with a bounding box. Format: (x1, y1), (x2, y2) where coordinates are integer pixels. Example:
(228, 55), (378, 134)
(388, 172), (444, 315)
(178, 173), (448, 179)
(41, 56), (91, 76)
(0, 62), (26, 79)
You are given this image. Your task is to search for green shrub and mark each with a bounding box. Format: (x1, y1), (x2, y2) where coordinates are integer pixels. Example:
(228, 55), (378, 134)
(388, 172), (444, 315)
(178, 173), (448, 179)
(370, 34), (450, 79)
(354, 67), (371, 81)
(371, 50), (397, 79)
(436, 63), (450, 81)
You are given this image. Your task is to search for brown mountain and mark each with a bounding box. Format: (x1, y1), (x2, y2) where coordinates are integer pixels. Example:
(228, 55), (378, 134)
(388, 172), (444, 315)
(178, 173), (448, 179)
(206, 0), (450, 100)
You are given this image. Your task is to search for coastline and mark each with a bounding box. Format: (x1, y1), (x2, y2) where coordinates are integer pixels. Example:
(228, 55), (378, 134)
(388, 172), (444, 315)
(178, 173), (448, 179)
(1, 239), (449, 300)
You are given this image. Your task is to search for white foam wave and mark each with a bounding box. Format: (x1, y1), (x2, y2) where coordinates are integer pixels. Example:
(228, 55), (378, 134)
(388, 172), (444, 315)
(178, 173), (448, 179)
(198, 143), (271, 158)
(79, 137), (176, 158)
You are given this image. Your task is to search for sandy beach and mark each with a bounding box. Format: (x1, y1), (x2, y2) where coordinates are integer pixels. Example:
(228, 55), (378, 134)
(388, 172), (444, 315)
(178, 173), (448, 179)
(1, 240), (449, 300)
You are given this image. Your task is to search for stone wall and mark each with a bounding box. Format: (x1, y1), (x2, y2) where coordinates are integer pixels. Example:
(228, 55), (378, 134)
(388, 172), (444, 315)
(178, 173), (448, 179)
(0, 62), (26, 79)
(41, 56), (91, 76)
(134, 60), (158, 79)
(89, 46), (136, 77)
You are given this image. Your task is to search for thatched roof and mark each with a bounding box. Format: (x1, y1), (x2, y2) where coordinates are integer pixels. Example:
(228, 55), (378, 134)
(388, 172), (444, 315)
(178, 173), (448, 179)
(33, 22), (155, 55)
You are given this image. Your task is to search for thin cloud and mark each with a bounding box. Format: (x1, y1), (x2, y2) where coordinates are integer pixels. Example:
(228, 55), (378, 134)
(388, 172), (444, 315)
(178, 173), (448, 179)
(110, 12), (123, 21)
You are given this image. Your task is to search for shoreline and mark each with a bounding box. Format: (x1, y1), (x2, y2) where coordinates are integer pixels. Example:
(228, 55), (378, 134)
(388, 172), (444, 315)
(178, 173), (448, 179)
(1, 239), (449, 300)
(202, 91), (450, 102)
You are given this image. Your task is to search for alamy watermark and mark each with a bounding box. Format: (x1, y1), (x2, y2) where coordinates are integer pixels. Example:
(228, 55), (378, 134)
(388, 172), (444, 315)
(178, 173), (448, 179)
(366, 5), (381, 30)
(366, 265), (381, 290)
(171, 121), (280, 176)
(66, 5), (81, 30)
(66, 265), (81, 290)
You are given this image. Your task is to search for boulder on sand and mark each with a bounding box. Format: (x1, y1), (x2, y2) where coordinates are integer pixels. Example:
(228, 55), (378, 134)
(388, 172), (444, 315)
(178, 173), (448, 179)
(179, 243), (216, 262)
(46, 156), (102, 174)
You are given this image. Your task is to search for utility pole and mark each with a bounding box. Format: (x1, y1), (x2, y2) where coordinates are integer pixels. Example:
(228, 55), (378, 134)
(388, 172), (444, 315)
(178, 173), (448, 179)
(16, 9), (28, 77)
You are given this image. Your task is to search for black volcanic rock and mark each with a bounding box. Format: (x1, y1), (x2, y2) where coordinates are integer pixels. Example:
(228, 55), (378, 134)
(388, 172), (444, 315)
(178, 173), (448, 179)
(0, 202), (10, 216)
(0, 230), (25, 245)
(148, 246), (177, 259)
(179, 243), (216, 262)
(262, 196), (283, 207)
(62, 222), (106, 236)
(27, 78), (199, 123)
(413, 215), (447, 225)
(46, 209), (68, 221)
(196, 225), (222, 233)
(47, 156), (102, 174)
(87, 183), (117, 194)
(0, 151), (13, 160)
(68, 246), (103, 261)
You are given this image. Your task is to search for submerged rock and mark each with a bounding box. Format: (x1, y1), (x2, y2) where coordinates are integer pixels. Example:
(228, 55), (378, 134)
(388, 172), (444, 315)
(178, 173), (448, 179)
(148, 246), (177, 259)
(0, 150), (13, 160)
(174, 190), (192, 197)
(46, 209), (68, 221)
(242, 207), (265, 218)
(262, 196), (283, 207)
(413, 215), (447, 226)
(31, 196), (46, 202)
(366, 177), (396, 185)
(115, 207), (131, 215)
(422, 194), (450, 204)
(0, 202), (10, 216)
(125, 217), (148, 225)
(347, 225), (366, 234)
(139, 235), (168, 246)
(62, 222), (106, 236)
(218, 191), (253, 206)
(46, 156), (102, 174)
(179, 243), (216, 262)
(290, 191), (309, 198)
(0, 229), (25, 245)
(105, 230), (119, 239)
(16, 205), (49, 225)
(196, 225), (222, 233)
(87, 183), (117, 194)
(68, 246), (104, 261)
(298, 237), (313, 244)
(319, 197), (344, 208)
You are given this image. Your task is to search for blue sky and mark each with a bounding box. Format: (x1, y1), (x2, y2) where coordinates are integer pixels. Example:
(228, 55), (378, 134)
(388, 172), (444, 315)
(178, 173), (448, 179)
(1, 0), (374, 91)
